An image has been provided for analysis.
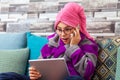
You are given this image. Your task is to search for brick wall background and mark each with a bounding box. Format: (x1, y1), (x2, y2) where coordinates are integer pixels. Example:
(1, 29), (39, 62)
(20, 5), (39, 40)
(0, 0), (120, 36)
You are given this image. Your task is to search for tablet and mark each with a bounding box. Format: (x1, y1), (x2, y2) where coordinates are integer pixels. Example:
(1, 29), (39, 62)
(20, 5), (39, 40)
(29, 58), (70, 80)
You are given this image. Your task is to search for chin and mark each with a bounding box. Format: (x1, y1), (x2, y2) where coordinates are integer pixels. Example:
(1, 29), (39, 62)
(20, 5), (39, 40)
(63, 41), (69, 45)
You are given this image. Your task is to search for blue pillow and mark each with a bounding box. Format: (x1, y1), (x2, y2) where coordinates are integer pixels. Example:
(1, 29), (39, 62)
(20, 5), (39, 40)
(27, 32), (48, 60)
(0, 32), (27, 50)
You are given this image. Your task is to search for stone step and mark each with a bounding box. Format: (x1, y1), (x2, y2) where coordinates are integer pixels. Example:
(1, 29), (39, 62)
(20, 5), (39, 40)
(82, 0), (117, 9)
(94, 11), (117, 18)
(28, 2), (59, 12)
(9, 13), (27, 19)
(2, 20), (117, 33)
(0, 0), (29, 4)
(0, 14), (8, 19)
(9, 4), (29, 12)
(30, 22), (53, 28)
(27, 13), (38, 19)
(0, 18), (18, 22)
(0, 0), (119, 34)
(0, 2), (119, 13)
(87, 21), (114, 33)
(39, 13), (57, 21)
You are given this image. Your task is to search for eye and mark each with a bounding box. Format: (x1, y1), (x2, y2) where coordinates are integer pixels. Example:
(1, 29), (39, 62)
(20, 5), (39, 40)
(65, 28), (71, 31)
(57, 29), (62, 32)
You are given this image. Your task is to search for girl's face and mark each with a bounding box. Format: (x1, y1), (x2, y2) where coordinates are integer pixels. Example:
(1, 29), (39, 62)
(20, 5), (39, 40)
(56, 22), (74, 44)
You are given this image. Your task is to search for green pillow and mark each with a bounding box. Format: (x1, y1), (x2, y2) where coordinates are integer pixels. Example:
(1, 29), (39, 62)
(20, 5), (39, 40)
(115, 46), (120, 80)
(0, 48), (29, 75)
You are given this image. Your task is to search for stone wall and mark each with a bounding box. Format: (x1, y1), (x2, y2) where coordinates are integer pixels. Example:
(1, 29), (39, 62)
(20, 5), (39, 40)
(0, 0), (120, 36)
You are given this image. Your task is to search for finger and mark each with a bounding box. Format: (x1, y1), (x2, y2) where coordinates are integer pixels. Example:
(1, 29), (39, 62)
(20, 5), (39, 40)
(29, 72), (41, 80)
(29, 70), (41, 76)
(73, 30), (77, 37)
(70, 33), (74, 38)
(75, 27), (80, 36)
(29, 72), (41, 77)
(29, 67), (36, 71)
(29, 70), (36, 74)
(77, 24), (80, 30)
(30, 76), (39, 80)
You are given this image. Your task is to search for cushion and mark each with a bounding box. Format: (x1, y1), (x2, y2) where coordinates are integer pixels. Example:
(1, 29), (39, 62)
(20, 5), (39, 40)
(115, 46), (120, 80)
(92, 36), (120, 80)
(27, 32), (48, 60)
(0, 32), (27, 49)
(0, 48), (29, 75)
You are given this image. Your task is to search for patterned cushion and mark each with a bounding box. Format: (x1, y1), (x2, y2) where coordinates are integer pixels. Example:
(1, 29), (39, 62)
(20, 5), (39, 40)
(92, 36), (120, 80)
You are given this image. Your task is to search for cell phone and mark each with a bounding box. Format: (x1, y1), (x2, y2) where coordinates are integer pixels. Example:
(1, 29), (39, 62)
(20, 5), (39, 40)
(77, 24), (80, 30)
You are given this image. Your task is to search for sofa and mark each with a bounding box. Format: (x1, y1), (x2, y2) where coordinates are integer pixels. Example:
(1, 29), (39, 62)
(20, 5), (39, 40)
(0, 32), (119, 80)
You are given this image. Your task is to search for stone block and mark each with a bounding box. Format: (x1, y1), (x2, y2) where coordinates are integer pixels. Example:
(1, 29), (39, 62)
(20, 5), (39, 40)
(115, 22), (120, 35)
(9, 4), (29, 12)
(37, 2), (59, 12)
(87, 17), (106, 22)
(0, 0), (29, 4)
(45, 5), (58, 13)
(87, 21), (114, 33)
(39, 13), (57, 21)
(30, 22), (54, 32)
(27, 12), (38, 19)
(30, 0), (44, 2)
(58, 0), (82, 2)
(0, 3), (9, 12)
(28, 2), (39, 12)
(118, 11), (120, 17)
(1, 18), (18, 22)
(0, 7), (9, 13)
(107, 2), (117, 9)
(30, 22), (54, 29)
(28, 2), (58, 12)
(58, 4), (64, 11)
(18, 19), (50, 23)
(94, 11), (117, 18)
(82, 0), (117, 9)
(0, 22), (6, 31)
(117, 2), (120, 9)
(8, 13), (27, 19)
(85, 12), (94, 18)
(45, 0), (58, 1)
(6, 23), (30, 32)
(0, 14), (8, 19)
(106, 17), (120, 21)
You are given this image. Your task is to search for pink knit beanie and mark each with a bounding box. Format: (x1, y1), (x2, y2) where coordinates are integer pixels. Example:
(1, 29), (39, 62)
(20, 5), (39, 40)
(54, 2), (94, 40)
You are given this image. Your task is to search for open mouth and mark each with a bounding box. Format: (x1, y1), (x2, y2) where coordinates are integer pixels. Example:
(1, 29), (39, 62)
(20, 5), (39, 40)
(61, 38), (69, 42)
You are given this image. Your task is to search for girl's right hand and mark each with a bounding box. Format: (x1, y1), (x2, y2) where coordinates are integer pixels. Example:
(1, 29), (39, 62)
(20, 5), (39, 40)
(70, 27), (81, 46)
(29, 67), (42, 80)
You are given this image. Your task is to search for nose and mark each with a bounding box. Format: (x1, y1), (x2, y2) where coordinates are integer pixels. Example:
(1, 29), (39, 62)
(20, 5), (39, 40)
(61, 31), (66, 36)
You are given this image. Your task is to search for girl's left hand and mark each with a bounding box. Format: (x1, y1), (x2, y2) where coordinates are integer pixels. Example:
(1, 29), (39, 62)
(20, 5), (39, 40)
(70, 27), (81, 46)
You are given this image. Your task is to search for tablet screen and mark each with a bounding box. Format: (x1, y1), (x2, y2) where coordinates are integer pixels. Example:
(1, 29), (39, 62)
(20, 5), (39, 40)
(29, 58), (70, 80)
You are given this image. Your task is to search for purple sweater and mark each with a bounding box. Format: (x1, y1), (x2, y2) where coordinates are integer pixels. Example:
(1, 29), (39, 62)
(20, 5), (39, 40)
(41, 33), (98, 80)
